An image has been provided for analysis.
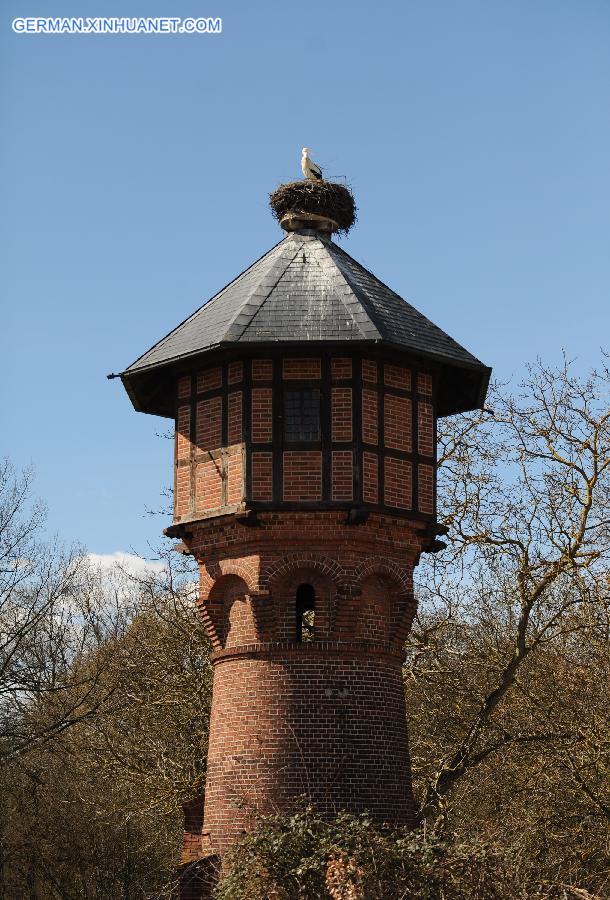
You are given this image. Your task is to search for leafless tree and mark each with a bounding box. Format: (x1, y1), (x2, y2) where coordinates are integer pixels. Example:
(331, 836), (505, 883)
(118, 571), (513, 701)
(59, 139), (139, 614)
(0, 459), (123, 763)
(407, 357), (610, 890)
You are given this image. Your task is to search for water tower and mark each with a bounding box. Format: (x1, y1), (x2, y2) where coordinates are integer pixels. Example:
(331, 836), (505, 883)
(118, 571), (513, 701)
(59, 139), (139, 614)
(117, 174), (490, 894)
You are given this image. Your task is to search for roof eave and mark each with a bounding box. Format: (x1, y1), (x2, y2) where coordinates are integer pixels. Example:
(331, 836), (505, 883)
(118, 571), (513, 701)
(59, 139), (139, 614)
(119, 339), (491, 419)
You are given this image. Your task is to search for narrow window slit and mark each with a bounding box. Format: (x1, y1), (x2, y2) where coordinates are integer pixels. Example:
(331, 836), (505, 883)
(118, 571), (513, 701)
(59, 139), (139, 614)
(296, 583), (315, 642)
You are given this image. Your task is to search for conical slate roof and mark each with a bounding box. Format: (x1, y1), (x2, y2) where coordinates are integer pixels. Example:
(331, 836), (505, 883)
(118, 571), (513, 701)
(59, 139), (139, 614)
(120, 230), (490, 417)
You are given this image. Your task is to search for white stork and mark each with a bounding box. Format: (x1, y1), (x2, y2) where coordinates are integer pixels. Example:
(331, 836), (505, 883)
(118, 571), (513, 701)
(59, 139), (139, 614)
(301, 147), (323, 181)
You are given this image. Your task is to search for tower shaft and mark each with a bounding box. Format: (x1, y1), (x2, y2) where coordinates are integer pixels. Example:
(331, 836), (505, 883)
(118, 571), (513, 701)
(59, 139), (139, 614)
(183, 509), (425, 857)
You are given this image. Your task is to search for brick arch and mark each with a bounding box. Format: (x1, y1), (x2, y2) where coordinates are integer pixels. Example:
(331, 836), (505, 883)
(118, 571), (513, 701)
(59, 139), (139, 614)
(198, 559), (258, 602)
(262, 553), (347, 590)
(352, 558), (416, 648)
(265, 555), (344, 641)
(353, 557), (411, 595)
(198, 573), (262, 650)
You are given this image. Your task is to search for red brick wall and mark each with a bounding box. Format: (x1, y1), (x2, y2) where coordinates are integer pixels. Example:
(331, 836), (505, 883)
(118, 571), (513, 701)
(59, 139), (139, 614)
(196, 397), (222, 450)
(331, 357), (352, 380)
(331, 388), (352, 442)
(176, 405), (191, 461)
(226, 449), (244, 506)
(209, 575), (257, 648)
(283, 358), (321, 380)
(227, 391), (242, 444)
(332, 450), (353, 501)
(362, 359), (378, 383)
(251, 388), (273, 443)
(228, 361), (243, 385)
(283, 451), (322, 501)
(251, 452), (273, 501)
(384, 363), (411, 390)
(272, 568), (335, 642)
(197, 366), (222, 393)
(384, 394), (412, 452)
(175, 405), (191, 518)
(418, 401), (433, 457)
(417, 372), (433, 396)
(252, 358), (273, 381)
(418, 463), (434, 514)
(362, 389), (378, 444)
(178, 376), (191, 399)
(204, 650), (414, 856)
(362, 451), (379, 504)
(196, 457), (223, 512)
(384, 457), (412, 510)
(357, 574), (397, 643)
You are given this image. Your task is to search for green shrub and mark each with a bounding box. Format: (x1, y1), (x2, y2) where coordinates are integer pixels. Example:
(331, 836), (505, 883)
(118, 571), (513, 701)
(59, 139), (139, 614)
(214, 805), (526, 900)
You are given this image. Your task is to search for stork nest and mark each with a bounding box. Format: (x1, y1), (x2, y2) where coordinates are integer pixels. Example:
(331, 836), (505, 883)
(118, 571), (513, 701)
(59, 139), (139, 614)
(269, 180), (356, 235)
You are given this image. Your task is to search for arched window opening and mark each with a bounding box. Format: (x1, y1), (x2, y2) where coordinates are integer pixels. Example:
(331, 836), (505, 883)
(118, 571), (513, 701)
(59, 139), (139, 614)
(296, 584), (315, 642)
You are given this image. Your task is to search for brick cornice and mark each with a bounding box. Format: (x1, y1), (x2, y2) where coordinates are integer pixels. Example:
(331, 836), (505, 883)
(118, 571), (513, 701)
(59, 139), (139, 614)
(210, 640), (405, 665)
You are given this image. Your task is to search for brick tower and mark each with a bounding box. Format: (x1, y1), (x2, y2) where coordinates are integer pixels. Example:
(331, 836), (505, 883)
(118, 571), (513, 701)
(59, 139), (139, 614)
(118, 182), (490, 890)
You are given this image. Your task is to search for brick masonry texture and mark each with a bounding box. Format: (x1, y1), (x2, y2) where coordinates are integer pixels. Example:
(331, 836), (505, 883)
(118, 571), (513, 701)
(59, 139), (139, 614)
(251, 452), (273, 501)
(204, 652), (413, 857)
(384, 394), (412, 452)
(180, 509), (428, 861)
(196, 458), (223, 512)
(227, 391), (242, 444)
(331, 450), (353, 500)
(331, 388), (352, 442)
(252, 358), (273, 381)
(418, 401), (434, 457)
(384, 363), (411, 390)
(363, 451), (379, 504)
(384, 457), (412, 510)
(175, 405), (191, 518)
(331, 357), (352, 380)
(197, 397), (222, 451)
(283, 357), (321, 380)
(178, 376), (192, 399)
(362, 389), (378, 445)
(283, 451), (322, 501)
(226, 451), (244, 506)
(362, 358), (378, 383)
(251, 388), (273, 443)
(228, 361), (243, 385)
(417, 372), (433, 395)
(418, 463), (434, 514)
(176, 405), (191, 461)
(197, 366), (222, 393)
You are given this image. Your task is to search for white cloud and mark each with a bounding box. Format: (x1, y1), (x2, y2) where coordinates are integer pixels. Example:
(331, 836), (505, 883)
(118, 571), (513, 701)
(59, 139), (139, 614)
(86, 551), (166, 580)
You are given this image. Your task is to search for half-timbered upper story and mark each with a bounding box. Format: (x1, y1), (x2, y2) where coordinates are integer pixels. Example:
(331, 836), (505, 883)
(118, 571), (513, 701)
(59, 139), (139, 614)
(119, 229), (490, 528)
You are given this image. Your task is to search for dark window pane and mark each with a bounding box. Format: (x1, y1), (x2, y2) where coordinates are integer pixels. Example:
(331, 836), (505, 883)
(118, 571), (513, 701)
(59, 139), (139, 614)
(284, 389), (320, 442)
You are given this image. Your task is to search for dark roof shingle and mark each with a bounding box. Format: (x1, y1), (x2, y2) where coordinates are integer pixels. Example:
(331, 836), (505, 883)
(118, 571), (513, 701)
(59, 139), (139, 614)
(121, 231), (490, 416)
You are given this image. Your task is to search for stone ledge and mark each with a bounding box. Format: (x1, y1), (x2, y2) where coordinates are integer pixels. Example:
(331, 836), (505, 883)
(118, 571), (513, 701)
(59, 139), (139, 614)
(211, 640), (405, 664)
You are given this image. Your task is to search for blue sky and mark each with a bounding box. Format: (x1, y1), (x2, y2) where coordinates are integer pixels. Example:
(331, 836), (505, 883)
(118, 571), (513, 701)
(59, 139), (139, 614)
(1, 0), (609, 556)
